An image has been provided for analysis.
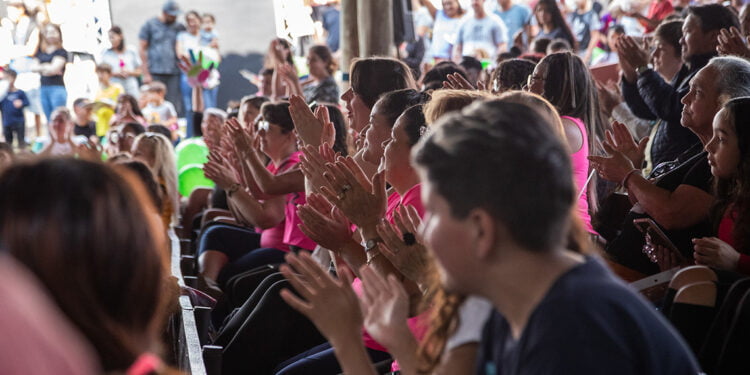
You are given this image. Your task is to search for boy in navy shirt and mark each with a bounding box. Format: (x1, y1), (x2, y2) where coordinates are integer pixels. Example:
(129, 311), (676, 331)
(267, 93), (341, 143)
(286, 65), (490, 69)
(0, 70), (29, 148)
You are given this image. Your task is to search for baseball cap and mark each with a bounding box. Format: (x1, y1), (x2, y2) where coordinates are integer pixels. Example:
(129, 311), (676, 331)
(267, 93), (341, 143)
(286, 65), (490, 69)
(162, 0), (181, 16)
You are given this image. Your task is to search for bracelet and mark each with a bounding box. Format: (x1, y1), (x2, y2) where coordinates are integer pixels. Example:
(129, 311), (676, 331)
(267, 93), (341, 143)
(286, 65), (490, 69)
(621, 169), (640, 187)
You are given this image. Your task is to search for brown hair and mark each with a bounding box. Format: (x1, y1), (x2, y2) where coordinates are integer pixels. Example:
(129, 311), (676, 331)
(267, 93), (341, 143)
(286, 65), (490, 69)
(309, 45), (337, 75)
(350, 57), (416, 108)
(0, 158), (170, 372)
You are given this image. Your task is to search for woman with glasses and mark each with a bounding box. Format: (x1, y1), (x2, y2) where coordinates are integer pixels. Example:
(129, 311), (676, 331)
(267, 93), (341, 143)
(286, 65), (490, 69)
(198, 101), (314, 291)
(527, 51), (606, 237)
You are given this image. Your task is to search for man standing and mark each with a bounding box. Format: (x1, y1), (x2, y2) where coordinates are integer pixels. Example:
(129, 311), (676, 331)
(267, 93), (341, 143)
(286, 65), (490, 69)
(488, 0), (531, 44)
(454, 0), (508, 60)
(139, 1), (186, 117)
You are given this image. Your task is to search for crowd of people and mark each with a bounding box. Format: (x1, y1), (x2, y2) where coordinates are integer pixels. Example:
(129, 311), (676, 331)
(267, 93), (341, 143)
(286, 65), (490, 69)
(3, 0), (750, 374)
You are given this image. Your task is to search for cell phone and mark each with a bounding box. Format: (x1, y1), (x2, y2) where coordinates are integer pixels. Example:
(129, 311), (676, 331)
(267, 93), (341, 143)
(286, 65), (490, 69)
(633, 218), (684, 265)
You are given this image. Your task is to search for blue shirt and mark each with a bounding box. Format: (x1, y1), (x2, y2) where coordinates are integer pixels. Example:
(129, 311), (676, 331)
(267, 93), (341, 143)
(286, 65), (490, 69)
(490, 4), (531, 42)
(138, 17), (185, 75)
(1, 89), (29, 126)
(477, 257), (701, 375)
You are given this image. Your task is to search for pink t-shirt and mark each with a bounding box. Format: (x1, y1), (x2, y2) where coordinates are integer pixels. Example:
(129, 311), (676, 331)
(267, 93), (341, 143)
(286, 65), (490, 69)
(257, 153), (307, 252)
(350, 184), (427, 369)
(278, 152), (316, 251)
(562, 116), (596, 235)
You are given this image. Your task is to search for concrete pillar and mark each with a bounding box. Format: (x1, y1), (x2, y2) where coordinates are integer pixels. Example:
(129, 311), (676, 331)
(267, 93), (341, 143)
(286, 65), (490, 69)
(357, 0), (394, 58)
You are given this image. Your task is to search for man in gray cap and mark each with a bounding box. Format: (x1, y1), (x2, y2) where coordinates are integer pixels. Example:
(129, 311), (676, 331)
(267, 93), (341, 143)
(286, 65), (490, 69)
(139, 0), (186, 117)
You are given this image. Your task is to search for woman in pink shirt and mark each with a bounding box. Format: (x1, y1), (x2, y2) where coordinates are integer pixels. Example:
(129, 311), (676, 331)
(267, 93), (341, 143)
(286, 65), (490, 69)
(199, 101), (315, 288)
(528, 51), (606, 236)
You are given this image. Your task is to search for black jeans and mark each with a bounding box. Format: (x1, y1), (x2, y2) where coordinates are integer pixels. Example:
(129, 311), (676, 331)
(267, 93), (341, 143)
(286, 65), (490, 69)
(3, 123), (25, 148)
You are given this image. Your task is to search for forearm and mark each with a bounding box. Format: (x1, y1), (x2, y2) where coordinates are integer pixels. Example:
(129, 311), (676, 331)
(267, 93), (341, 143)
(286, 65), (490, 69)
(625, 176), (708, 229)
(329, 334), (379, 375)
(245, 150), (304, 196)
(383, 330), (420, 375)
(193, 85), (204, 112)
(231, 190), (283, 229)
(338, 239), (367, 277)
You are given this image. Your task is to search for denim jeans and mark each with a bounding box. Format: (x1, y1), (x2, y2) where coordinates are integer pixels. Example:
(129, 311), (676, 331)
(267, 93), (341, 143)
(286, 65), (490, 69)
(40, 85), (67, 122)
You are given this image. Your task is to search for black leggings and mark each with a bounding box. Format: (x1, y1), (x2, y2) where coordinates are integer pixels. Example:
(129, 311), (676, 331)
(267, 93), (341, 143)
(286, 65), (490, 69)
(197, 223), (287, 286)
(274, 342), (391, 374)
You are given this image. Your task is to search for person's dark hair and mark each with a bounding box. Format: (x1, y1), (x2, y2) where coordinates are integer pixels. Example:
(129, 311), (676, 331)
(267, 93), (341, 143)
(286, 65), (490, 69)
(4, 69), (17, 79)
(399, 105), (427, 146)
(227, 111), (238, 119)
(609, 24), (626, 35)
(547, 38), (572, 54)
(309, 45), (337, 75)
(261, 101), (294, 133)
(531, 37), (552, 54)
(0, 158), (169, 372)
(459, 56), (483, 73)
(655, 20), (684, 58)
(421, 61), (468, 91)
(534, 0), (578, 50)
(712, 97), (750, 253)
(261, 68), (274, 76)
(109, 26), (125, 52)
(147, 124), (171, 140)
(496, 50), (520, 65)
(117, 94), (144, 118)
(687, 4), (740, 33)
(491, 58), (536, 93)
(350, 57), (416, 108)
(311, 103), (349, 156)
(243, 95), (270, 111)
(115, 160), (163, 211)
(375, 89), (430, 127)
(539, 52), (605, 142)
(414, 100), (574, 250)
(123, 122), (146, 136)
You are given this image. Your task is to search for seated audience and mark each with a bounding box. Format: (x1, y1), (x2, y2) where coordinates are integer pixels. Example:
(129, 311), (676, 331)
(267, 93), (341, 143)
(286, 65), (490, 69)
(592, 56), (750, 275)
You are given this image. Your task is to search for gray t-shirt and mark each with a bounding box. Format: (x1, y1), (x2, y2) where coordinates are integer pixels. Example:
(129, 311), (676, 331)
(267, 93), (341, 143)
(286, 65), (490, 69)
(138, 17), (185, 75)
(455, 14), (508, 58)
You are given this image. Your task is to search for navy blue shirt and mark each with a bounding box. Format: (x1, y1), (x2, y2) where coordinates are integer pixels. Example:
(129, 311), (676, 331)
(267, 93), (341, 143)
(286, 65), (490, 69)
(1, 89), (29, 126)
(477, 257), (701, 375)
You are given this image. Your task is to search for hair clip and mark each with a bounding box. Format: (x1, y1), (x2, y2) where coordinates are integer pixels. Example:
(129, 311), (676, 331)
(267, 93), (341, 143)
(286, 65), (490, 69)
(419, 126), (429, 137)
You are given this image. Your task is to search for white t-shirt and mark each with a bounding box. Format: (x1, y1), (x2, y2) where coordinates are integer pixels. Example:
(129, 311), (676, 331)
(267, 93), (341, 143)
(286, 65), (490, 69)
(142, 101), (177, 125)
(445, 296), (493, 351)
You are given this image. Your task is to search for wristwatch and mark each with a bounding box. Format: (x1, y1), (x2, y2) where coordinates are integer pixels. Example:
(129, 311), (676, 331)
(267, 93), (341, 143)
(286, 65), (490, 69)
(226, 183), (240, 197)
(635, 64), (653, 75)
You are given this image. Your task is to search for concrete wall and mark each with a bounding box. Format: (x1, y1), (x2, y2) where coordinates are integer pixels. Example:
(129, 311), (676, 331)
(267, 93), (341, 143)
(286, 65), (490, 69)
(109, 0), (277, 109)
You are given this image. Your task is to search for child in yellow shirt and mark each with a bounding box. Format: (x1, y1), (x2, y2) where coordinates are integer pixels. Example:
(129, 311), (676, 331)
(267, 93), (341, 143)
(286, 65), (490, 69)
(94, 63), (124, 136)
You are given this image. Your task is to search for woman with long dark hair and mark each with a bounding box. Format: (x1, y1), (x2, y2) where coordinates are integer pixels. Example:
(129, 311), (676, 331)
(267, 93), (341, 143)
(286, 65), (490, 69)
(528, 51), (604, 236)
(99, 26), (142, 97)
(533, 0), (578, 50)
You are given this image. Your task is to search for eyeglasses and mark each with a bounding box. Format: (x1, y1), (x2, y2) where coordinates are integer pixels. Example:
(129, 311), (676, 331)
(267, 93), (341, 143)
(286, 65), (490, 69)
(526, 74), (545, 90)
(255, 120), (270, 132)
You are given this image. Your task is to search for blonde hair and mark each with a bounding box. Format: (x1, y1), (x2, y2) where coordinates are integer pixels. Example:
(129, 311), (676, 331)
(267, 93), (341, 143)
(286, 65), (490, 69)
(498, 91), (566, 143)
(132, 133), (179, 225)
(423, 89), (493, 124)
